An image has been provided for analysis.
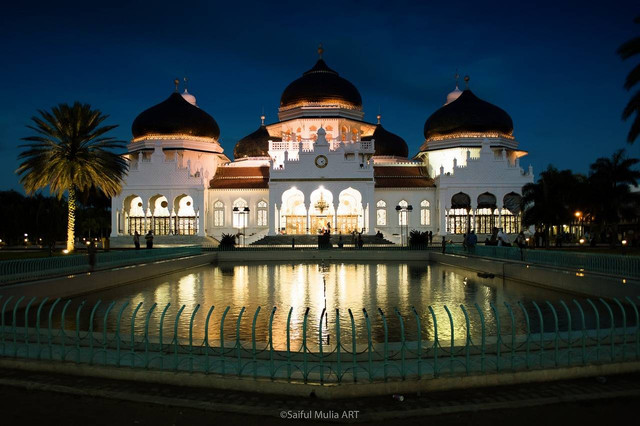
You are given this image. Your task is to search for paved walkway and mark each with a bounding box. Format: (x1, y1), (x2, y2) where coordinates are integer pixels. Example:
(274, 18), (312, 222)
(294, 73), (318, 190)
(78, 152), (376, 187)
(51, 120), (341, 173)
(0, 367), (639, 424)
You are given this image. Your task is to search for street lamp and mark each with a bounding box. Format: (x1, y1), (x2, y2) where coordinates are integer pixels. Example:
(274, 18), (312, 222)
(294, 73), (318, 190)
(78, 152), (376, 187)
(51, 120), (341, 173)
(243, 207), (250, 247)
(574, 211), (583, 240)
(395, 204), (413, 247)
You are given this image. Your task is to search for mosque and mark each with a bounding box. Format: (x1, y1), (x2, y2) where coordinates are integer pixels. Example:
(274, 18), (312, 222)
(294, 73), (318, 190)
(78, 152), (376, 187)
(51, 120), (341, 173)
(110, 47), (534, 245)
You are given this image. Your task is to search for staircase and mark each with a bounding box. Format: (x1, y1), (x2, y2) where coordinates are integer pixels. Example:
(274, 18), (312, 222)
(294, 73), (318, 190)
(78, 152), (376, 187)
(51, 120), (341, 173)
(251, 234), (395, 246)
(109, 235), (218, 248)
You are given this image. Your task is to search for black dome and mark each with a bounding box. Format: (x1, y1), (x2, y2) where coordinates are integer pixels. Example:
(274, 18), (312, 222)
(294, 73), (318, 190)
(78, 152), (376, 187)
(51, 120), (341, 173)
(132, 92), (220, 140)
(280, 59), (362, 110)
(234, 125), (280, 159)
(363, 124), (409, 157)
(423, 90), (513, 140)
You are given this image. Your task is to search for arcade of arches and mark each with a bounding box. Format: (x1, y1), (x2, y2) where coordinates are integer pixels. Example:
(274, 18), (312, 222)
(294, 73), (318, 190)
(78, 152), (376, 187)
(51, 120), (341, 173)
(279, 187), (365, 235)
(445, 192), (521, 234)
(121, 194), (199, 235)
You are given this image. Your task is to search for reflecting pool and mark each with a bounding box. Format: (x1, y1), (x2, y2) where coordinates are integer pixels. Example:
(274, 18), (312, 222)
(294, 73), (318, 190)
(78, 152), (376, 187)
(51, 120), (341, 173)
(53, 260), (600, 350)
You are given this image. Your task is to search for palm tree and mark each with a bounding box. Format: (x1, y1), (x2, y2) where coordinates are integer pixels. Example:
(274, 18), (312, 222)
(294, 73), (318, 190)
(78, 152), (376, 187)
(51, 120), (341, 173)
(617, 16), (640, 143)
(588, 149), (640, 244)
(17, 102), (127, 252)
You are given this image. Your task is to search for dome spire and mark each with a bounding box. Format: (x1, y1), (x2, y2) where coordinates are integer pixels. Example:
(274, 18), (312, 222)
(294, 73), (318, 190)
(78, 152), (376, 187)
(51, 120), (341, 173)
(377, 114), (381, 125)
(317, 43), (324, 59)
(454, 70), (460, 89)
(464, 75), (470, 89)
(173, 78), (180, 93)
(260, 114), (265, 126)
(183, 77), (189, 92)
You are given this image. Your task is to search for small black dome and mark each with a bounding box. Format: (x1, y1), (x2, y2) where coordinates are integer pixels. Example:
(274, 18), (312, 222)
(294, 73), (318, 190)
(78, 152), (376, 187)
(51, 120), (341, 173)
(234, 125), (280, 159)
(280, 59), (362, 110)
(363, 124), (409, 157)
(423, 90), (513, 140)
(132, 92), (220, 140)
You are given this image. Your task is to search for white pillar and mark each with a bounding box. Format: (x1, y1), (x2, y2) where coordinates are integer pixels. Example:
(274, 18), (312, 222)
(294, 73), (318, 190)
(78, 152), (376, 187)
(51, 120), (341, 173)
(197, 208), (205, 236)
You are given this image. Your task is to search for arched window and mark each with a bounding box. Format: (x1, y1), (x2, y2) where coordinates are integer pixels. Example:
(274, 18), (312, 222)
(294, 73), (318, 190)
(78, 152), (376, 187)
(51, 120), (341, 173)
(398, 200), (408, 226)
(257, 200), (268, 227)
(233, 199), (248, 228)
(376, 200), (387, 226)
(420, 200), (430, 226)
(213, 201), (224, 227)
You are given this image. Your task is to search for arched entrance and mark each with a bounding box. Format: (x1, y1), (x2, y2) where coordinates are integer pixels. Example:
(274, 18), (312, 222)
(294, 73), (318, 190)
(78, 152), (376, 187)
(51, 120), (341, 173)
(336, 188), (363, 234)
(281, 188), (306, 234)
(447, 192), (471, 234)
(149, 194), (171, 235)
(309, 187), (335, 234)
(124, 195), (145, 235)
(174, 194), (197, 235)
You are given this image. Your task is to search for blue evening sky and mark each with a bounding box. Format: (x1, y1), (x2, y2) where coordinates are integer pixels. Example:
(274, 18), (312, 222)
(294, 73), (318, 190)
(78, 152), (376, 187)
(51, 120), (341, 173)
(1, 0), (638, 193)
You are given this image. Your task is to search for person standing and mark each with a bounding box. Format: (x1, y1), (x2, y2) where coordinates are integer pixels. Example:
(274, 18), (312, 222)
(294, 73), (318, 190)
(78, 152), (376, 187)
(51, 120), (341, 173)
(441, 236), (447, 254)
(87, 240), (97, 272)
(145, 230), (154, 249)
(133, 231), (140, 250)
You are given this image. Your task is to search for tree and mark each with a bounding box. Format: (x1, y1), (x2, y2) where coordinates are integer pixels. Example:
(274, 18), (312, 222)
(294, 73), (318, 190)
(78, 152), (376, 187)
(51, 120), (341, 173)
(588, 149), (640, 244)
(618, 16), (640, 143)
(521, 166), (583, 246)
(16, 102), (127, 252)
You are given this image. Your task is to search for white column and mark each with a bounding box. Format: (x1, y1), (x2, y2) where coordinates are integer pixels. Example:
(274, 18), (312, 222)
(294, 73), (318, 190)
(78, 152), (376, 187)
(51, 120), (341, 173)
(197, 208), (205, 236)
(271, 204), (278, 235)
(306, 203), (311, 234)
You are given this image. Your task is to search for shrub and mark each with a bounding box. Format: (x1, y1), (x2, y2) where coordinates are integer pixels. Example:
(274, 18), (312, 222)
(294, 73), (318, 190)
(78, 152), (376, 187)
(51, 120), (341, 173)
(409, 230), (429, 247)
(219, 233), (236, 249)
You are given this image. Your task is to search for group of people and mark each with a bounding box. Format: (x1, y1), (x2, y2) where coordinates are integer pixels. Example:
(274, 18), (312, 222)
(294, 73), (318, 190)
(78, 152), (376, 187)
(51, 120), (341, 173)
(133, 230), (154, 249)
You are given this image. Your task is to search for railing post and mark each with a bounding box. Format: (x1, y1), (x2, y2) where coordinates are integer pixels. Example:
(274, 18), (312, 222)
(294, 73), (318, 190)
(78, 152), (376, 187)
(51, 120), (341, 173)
(572, 300), (587, 365)
(102, 301), (116, 365)
(443, 305), (455, 375)
(319, 308), (326, 384)
(459, 305), (471, 374)
(489, 302), (500, 372)
(545, 301), (559, 367)
(378, 308), (389, 381)
(363, 308), (373, 382)
(235, 306), (246, 376)
(474, 303), (486, 373)
(394, 308), (406, 380)
(158, 303), (171, 368)
(129, 302), (143, 368)
(11, 296), (25, 357)
(625, 297), (639, 359)
(335, 308), (342, 383)
(35, 297), (50, 360)
(203, 305), (215, 374)
(302, 307), (310, 383)
(286, 307), (292, 380)
(115, 301), (129, 367)
(1, 296), (14, 355)
(189, 304), (200, 373)
(599, 298), (615, 361)
(612, 298), (627, 360)
(252, 306), (261, 379)
(531, 301), (545, 367)
(559, 301), (572, 366)
(348, 308), (357, 383)
(411, 306), (422, 377)
(172, 305), (186, 371)
(517, 301), (531, 369)
(59, 300), (72, 361)
(143, 303), (157, 368)
(586, 299), (601, 362)
(504, 302), (516, 370)
(220, 306), (230, 375)
(268, 306), (276, 379)
(74, 300), (86, 363)
(22, 297), (37, 357)
(428, 306), (439, 378)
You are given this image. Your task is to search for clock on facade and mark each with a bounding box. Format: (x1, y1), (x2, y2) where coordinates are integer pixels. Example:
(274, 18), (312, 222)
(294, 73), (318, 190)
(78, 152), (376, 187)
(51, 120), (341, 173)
(315, 155), (328, 168)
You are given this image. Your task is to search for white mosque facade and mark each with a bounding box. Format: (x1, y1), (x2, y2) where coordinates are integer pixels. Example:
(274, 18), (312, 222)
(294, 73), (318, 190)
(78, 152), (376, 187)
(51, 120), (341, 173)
(110, 50), (534, 244)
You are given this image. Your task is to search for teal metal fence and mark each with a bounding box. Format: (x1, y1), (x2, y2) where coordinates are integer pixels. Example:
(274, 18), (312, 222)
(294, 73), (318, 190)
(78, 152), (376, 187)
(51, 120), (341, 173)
(0, 246), (202, 284)
(204, 244), (436, 251)
(1, 295), (638, 383)
(446, 245), (640, 278)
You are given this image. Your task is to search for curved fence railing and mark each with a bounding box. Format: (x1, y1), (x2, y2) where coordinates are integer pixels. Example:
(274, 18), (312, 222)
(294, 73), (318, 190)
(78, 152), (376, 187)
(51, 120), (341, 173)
(0, 246), (202, 284)
(1, 296), (638, 384)
(445, 245), (640, 278)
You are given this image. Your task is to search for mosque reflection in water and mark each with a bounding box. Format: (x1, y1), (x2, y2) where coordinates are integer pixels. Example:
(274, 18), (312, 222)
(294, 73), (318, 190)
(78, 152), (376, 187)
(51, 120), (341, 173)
(69, 262), (573, 351)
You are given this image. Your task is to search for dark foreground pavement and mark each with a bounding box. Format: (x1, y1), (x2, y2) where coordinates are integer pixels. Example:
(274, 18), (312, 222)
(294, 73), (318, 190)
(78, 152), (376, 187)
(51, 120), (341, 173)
(0, 367), (639, 425)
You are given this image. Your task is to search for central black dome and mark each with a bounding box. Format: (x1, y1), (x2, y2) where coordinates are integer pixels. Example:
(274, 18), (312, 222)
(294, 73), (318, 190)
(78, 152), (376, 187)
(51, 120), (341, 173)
(234, 124), (281, 159)
(423, 90), (513, 140)
(363, 124), (408, 157)
(132, 92), (220, 140)
(280, 59), (362, 110)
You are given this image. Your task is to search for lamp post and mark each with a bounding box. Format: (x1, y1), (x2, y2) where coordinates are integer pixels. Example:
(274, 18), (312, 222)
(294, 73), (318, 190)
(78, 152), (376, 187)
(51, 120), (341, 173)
(574, 211), (582, 242)
(395, 205), (413, 247)
(243, 207), (250, 247)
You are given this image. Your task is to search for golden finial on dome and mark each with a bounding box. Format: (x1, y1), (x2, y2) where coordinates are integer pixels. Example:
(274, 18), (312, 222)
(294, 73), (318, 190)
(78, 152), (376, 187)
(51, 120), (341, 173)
(318, 43), (324, 58)
(174, 78), (180, 92)
(183, 76), (189, 91)
(455, 70), (460, 88)
(464, 75), (470, 89)
(377, 114), (381, 125)
(260, 114), (265, 126)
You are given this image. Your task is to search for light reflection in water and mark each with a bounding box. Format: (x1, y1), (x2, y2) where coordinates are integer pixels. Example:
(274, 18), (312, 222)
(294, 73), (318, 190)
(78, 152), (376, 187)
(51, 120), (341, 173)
(38, 261), (597, 351)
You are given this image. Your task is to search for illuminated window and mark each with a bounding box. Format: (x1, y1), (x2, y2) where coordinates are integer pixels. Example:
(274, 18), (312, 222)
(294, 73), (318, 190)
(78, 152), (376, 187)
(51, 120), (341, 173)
(376, 200), (386, 226)
(213, 201), (224, 227)
(233, 199), (248, 228)
(420, 200), (430, 226)
(398, 200), (408, 226)
(257, 200), (268, 227)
